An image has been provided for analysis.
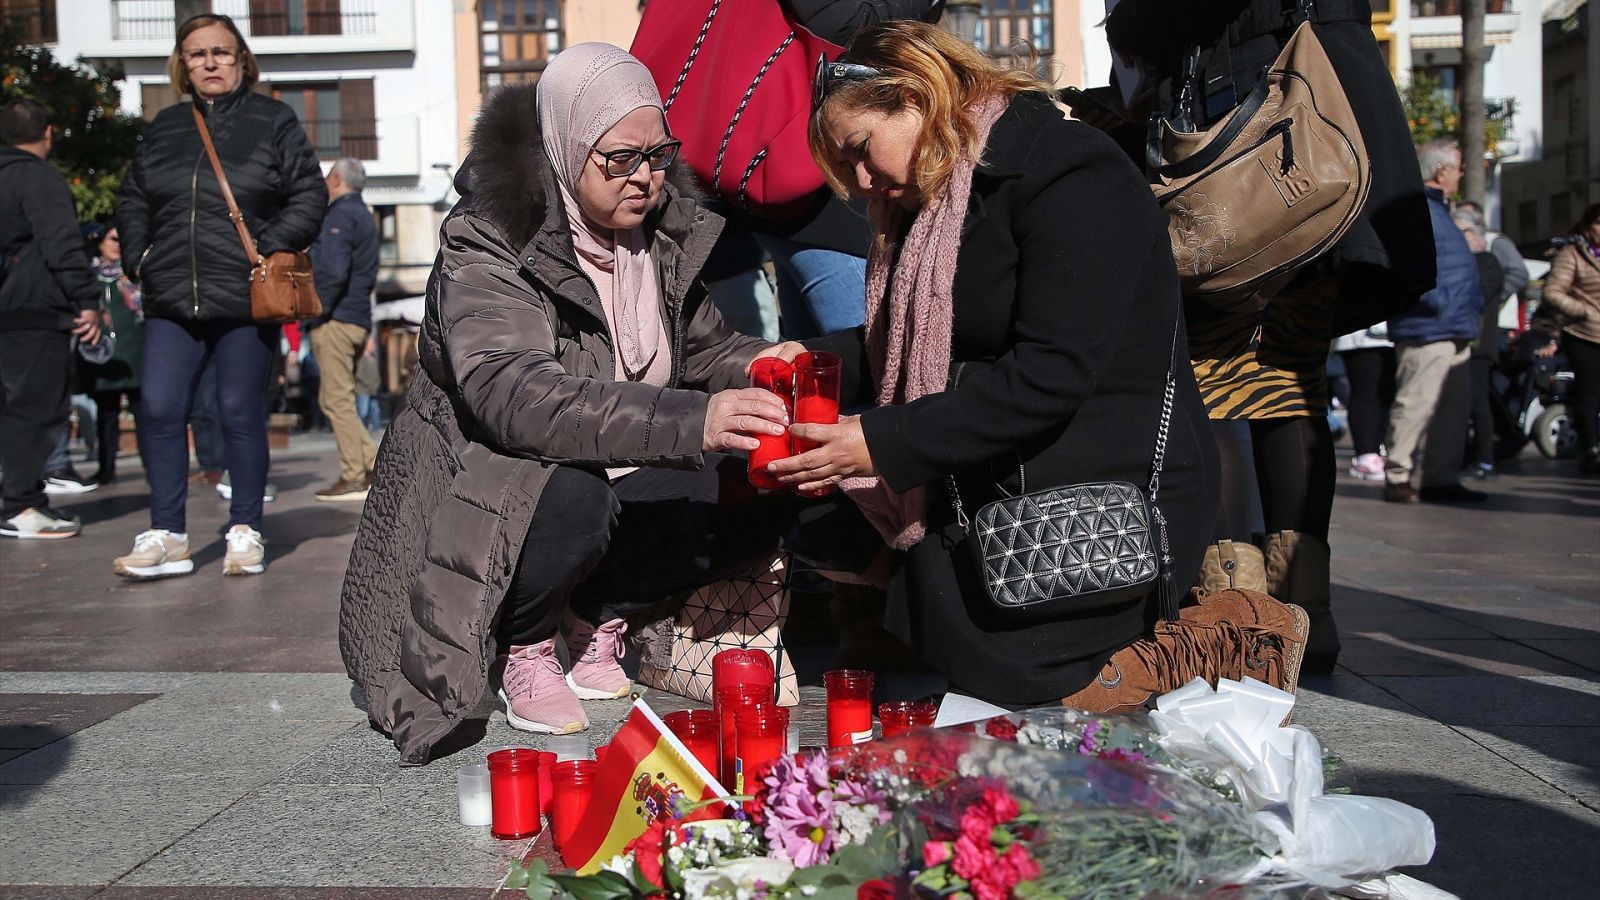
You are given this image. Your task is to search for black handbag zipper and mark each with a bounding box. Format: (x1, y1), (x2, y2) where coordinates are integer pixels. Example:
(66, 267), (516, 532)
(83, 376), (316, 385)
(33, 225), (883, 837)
(1157, 117), (1296, 207)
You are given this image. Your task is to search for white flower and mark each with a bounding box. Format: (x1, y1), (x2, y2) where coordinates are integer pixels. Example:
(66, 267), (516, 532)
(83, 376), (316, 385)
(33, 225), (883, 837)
(834, 802), (882, 847)
(599, 853), (634, 878)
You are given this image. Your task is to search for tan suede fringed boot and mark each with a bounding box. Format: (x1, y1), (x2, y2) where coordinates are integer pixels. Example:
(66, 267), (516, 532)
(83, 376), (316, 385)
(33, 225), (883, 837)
(1262, 530), (1338, 676)
(1061, 589), (1309, 720)
(1194, 539), (1269, 597)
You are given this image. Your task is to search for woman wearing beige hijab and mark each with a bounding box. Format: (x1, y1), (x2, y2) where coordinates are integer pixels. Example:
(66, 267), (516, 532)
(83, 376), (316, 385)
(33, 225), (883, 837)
(338, 44), (874, 762)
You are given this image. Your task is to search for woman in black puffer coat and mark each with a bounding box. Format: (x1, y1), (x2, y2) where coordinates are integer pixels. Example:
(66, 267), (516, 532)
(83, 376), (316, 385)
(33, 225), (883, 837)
(114, 12), (326, 581)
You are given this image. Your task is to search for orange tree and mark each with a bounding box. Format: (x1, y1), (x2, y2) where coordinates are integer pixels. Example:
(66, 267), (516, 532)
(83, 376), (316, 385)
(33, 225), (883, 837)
(2, 24), (144, 223)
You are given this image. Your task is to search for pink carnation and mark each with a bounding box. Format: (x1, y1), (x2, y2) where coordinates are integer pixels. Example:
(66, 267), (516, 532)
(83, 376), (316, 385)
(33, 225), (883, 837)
(922, 840), (951, 868)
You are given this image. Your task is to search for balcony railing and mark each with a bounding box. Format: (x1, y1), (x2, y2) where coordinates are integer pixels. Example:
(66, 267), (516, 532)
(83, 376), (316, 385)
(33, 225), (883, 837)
(303, 117), (379, 160)
(112, 0), (379, 41)
(1412, 1), (1513, 15)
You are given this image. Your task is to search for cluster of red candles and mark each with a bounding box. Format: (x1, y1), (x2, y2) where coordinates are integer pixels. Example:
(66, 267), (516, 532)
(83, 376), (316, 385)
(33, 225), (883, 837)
(485, 746), (607, 867)
(654, 653), (942, 796)
(747, 351), (842, 492)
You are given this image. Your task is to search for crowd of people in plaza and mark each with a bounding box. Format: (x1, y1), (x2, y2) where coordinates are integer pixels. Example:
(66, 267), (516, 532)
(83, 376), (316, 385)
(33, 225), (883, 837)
(4, 2), (1599, 765)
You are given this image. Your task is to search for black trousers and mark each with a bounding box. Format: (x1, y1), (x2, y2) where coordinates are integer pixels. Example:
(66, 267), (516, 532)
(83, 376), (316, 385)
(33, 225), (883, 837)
(1339, 347), (1396, 457)
(1467, 356), (1496, 467)
(93, 389), (143, 480)
(0, 329), (72, 516)
(500, 453), (881, 646)
(1567, 334), (1600, 460)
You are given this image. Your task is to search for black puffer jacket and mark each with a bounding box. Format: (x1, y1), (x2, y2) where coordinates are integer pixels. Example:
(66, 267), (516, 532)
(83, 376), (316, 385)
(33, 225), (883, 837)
(116, 86), (326, 322)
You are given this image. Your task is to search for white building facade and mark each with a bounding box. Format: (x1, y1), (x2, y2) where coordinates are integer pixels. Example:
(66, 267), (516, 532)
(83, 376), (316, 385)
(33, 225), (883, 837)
(1388, 1), (1546, 230)
(45, 0), (460, 297)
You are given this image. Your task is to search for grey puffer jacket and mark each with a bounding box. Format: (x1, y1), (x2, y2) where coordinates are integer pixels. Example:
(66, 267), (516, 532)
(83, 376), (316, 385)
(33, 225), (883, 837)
(338, 82), (767, 764)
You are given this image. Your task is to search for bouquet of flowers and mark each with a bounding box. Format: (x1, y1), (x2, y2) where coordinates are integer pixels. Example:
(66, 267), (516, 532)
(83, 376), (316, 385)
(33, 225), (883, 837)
(508, 728), (1276, 899)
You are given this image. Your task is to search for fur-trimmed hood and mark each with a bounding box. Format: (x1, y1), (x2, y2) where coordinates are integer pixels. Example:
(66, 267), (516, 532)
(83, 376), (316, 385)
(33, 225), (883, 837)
(454, 81), (703, 251)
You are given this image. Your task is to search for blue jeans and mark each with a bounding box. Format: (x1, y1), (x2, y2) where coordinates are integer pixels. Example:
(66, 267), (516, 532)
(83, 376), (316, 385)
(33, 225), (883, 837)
(754, 234), (867, 340)
(705, 269), (781, 342)
(140, 318), (278, 532)
(191, 360), (226, 473)
(356, 394), (382, 431)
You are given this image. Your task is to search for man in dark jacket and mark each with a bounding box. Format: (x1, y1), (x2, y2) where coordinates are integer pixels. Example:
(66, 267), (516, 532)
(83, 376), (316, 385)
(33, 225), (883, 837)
(1383, 140), (1486, 504)
(0, 99), (100, 540)
(308, 157), (379, 501)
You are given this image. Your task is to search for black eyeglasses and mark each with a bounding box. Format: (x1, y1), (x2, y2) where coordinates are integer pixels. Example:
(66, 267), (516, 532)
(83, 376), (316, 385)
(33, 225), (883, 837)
(590, 140), (682, 178)
(813, 53), (884, 108)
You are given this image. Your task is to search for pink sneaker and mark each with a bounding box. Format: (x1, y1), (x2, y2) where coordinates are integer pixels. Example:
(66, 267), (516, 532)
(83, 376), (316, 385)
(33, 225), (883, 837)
(1348, 452), (1386, 481)
(565, 616), (633, 700)
(497, 639), (587, 734)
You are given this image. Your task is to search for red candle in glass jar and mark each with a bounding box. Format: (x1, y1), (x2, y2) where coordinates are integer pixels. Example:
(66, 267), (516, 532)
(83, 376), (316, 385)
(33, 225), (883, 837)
(792, 352), (842, 496)
(663, 709), (720, 778)
(747, 357), (794, 490)
(486, 748), (542, 840)
(878, 700), (938, 738)
(824, 669), (875, 749)
(734, 703), (790, 794)
(712, 648), (775, 696)
(536, 750), (556, 816)
(715, 682), (769, 788)
(550, 759), (598, 863)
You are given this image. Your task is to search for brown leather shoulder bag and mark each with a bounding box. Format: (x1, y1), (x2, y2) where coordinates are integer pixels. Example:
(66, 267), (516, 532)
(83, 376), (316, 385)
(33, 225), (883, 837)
(191, 105), (322, 323)
(1148, 3), (1370, 306)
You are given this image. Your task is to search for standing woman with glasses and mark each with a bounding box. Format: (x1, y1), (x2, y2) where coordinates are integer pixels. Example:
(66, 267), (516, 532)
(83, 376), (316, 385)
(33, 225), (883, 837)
(115, 14), (326, 579)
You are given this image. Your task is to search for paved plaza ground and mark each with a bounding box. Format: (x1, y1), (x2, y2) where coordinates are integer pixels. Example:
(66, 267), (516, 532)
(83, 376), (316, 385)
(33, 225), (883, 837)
(0, 433), (1596, 899)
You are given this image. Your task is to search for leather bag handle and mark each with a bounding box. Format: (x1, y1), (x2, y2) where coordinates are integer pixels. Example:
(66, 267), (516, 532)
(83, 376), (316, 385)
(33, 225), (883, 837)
(191, 104), (261, 267)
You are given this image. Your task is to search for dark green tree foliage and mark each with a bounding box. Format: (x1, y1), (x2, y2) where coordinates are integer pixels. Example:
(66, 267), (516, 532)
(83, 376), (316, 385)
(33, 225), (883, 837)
(2, 25), (144, 222)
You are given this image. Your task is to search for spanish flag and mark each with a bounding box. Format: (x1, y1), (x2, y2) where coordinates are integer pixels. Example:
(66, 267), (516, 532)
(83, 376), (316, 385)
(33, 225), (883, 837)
(566, 699), (730, 874)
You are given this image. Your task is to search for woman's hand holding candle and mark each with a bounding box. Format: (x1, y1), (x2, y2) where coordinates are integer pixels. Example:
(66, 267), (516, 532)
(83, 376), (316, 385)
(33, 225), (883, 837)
(747, 341), (808, 373)
(703, 388), (790, 453)
(772, 416), (875, 492)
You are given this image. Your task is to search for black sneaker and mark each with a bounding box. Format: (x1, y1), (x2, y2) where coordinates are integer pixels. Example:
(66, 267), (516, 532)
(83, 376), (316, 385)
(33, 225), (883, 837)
(43, 466), (98, 495)
(1419, 484), (1487, 503)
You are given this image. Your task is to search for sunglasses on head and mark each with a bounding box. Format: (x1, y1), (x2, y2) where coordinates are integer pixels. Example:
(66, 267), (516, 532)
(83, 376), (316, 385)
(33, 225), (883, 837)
(813, 53), (885, 108)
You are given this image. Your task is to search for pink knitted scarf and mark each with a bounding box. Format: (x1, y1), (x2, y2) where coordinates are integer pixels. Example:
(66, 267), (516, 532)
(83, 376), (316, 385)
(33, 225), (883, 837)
(841, 96), (1008, 550)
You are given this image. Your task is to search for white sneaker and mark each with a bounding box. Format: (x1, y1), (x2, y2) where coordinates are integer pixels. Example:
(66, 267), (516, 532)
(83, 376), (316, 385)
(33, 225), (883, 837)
(1348, 452), (1386, 481)
(113, 530), (193, 579)
(223, 524), (266, 576)
(43, 469), (98, 495)
(1, 507), (81, 539)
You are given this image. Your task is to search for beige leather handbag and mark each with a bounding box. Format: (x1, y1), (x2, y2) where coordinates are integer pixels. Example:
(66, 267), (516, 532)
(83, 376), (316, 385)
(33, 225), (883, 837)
(1149, 18), (1369, 304)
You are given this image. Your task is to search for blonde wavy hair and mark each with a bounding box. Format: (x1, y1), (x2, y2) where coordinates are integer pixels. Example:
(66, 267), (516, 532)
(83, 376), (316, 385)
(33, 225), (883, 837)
(807, 21), (1052, 204)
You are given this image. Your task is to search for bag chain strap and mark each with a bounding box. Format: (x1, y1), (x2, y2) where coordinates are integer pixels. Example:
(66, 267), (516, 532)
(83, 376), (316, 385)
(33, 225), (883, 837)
(946, 320), (1181, 532)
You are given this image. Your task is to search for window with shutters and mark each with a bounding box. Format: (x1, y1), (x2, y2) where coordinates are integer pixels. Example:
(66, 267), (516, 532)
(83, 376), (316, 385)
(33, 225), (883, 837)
(248, 0), (345, 36)
(478, 0), (563, 92)
(976, 0), (1052, 60)
(265, 79), (378, 159)
(140, 82), (186, 122)
(1, 0), (57, 43)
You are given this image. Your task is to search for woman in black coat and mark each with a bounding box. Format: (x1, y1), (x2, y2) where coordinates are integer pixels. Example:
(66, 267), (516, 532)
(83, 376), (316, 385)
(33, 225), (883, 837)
(1104, 0), (1436, 674)
(115, 13), (326, 580)
(774, 21), (1306, 709)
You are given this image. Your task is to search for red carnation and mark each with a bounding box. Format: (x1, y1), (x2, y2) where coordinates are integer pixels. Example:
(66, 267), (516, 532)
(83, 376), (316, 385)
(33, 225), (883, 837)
(857, 878), (897, 900)
(983, 717), (1019, 742)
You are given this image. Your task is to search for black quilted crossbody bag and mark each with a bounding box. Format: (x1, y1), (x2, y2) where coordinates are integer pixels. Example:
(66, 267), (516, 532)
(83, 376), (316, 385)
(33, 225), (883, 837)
(948, 325), (1181, 622)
